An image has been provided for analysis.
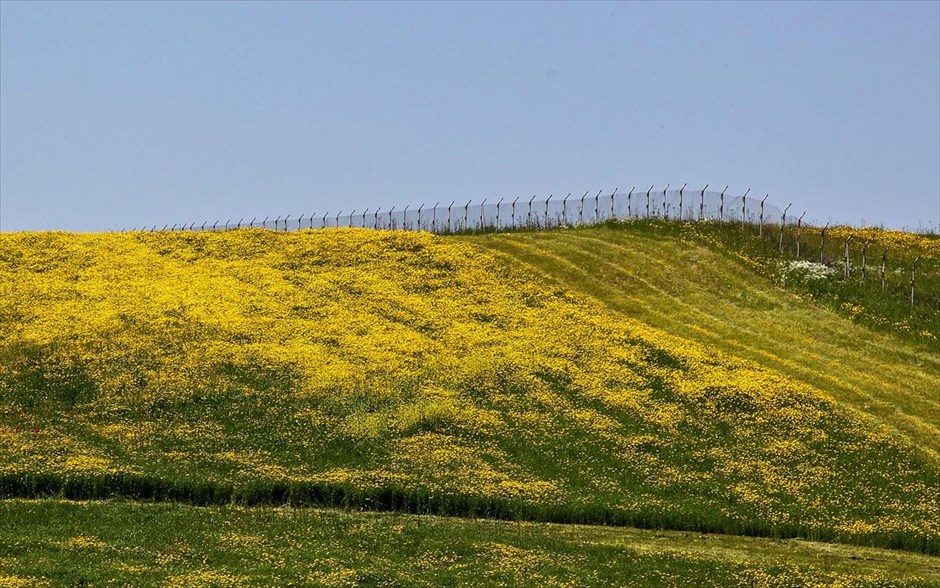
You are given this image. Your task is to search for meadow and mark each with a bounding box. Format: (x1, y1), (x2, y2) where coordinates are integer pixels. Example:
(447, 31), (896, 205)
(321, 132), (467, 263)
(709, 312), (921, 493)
(3, 500), (938, 587)
(0, 222), (938, 584)
(465, 221), (940, 456)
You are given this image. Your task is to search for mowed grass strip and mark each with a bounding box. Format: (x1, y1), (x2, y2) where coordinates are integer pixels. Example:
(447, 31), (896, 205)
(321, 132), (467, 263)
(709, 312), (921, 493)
(0, 228), (937, 554)
(1, 500), (938, 587)
(462, 223), (940, 458)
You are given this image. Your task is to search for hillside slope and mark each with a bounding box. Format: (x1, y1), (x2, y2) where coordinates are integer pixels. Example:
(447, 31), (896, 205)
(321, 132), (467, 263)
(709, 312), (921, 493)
(463, 223), (940, 458)
(0, 228), (937, 555)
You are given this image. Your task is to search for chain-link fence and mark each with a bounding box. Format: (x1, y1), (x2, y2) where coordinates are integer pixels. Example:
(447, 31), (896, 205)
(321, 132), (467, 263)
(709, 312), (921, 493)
(134, 187), (788, 234)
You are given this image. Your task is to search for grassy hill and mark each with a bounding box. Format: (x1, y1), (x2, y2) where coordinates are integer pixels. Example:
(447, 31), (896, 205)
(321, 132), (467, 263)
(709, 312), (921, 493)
(1, 223), (938, 584)
(464, 221), (940, 458)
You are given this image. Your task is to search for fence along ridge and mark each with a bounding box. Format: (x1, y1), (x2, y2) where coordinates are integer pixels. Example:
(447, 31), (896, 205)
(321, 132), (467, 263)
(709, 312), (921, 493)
(129, 186), (790, 234)
(123, 185), (933, 306)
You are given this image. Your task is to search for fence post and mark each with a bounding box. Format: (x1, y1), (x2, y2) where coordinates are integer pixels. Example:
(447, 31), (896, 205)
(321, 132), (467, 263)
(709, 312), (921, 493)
(627, 187), (635, 219)
(447, 201), (454, 233)
(881, 247), (890, 289)
(759, 194), (768, 236)
(741, 188), (751, 229)
(431, 203), (439, 233)
(594, 189), (602, 223)
(496, 198), (504, 230)
(361, 209), (369, 230)
(171, 224), (177, 231)
(511, 197), (518, 229)
(417, 204), (424, 231)
(285, 215), (291, 231)
(403, 206), (409, 230)
(719, 186), (728, 223)
(347, 210), (355, 228)
(843, 235), (852, 279)
(646, 185), (654, 220)
(820, 222), (829, 263)
(389, 207), (395, 230)
(861, 239), (871, 279)
(545, 194), (553, 228)
(581, 191), (588, 225)
(463, 201), (470, 231)
(295, 215), (301, 230)
(610, 187), (618, 219)
(372, 208), (379, 230)
(478, 199), (486, 231)
(662, 183), (670, 219)
(911, 256), (921, 306)
(780, 203), (791, 252)
(275, 216), (281, 231)
(699, 184), (708, 221)
(679, 183), (686, 220)
(528, 195), (536, 228)
(796, 212), (805, 257)
(563, 193), (571, 225)
(334, 210), (341, 229)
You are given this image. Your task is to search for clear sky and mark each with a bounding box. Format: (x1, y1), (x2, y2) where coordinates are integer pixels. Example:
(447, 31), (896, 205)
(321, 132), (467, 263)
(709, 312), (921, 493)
(1, 1), (938, 232)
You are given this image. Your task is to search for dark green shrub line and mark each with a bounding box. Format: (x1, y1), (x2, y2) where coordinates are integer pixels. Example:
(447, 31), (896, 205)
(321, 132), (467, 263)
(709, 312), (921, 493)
(1, 472), (935, 556)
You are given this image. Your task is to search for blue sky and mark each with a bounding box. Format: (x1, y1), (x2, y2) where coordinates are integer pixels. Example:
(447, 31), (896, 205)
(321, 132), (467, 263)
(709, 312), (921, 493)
(1, 1), (938, 232)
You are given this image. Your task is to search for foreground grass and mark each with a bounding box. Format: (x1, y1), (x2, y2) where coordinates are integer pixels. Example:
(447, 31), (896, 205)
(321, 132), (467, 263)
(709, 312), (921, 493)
(2, 500), (938, 587)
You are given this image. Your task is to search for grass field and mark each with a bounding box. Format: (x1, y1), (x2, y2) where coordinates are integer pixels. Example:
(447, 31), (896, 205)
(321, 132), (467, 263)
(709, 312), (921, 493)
(464, 221), (940, 458)
(1, 222), (937, 584)
(3, 500), (939, 587)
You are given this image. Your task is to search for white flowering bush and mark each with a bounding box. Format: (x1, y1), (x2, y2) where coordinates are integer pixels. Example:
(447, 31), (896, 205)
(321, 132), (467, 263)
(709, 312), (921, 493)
(778, 260), (837, 285)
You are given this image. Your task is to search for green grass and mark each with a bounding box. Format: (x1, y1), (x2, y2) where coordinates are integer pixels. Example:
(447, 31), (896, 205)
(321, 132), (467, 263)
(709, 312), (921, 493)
(460, 220), (940, 459)
(2, 500), (938, 587)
